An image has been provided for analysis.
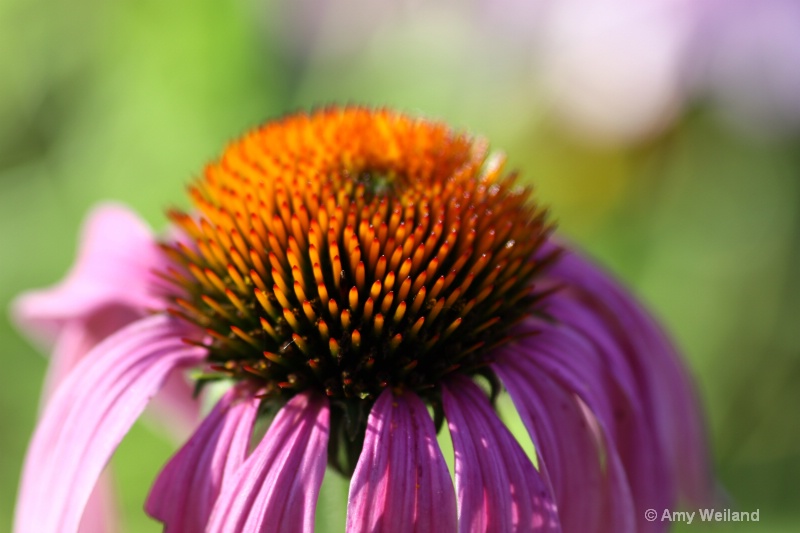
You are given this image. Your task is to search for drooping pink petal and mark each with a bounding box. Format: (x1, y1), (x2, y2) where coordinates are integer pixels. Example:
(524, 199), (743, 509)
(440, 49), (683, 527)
(548, 296), (672, 524)
(14, 314), (205, 533)
(12, 204), (201, 442)
(13, 207), (175, 533)
(36, 278), (200, 443)
(442, 376), (561, 533)
(540, 241), (716, 507)
(26, 290), (195, 533)
(494, 347), (635, 533)
(207, 391), (329, 533)
(12, 203), (168, 342)
(346, 388), (457, 533)
(146, 386), (259, 532)
(496, 315), (668, 533)
(573, 398), (635, 533)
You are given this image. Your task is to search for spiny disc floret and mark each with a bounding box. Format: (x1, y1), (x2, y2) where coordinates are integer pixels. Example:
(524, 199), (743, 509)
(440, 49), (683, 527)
(161, 108), (552, 405)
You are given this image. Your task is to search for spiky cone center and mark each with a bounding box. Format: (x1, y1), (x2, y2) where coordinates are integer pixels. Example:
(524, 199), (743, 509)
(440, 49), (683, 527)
(161, 107), (554, 473)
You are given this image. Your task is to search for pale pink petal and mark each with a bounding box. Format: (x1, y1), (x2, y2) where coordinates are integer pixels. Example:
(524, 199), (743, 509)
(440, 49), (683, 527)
(207, 391), (329, 533)
(11, 204), (199, 533)
(41, 305), (140, 398)
(346, 389), (457, 533)
(35, 322), (129, 533)
(14, 206), (201, 438)
(11, 203), (167, 343)
(146, 386), (259, 532)
(77, 472), (119, 533)
(442, 376), (560, 533)
(540, 241), (716, 507)
(41, 306), (200, 442)
(14, 314), (205, 533)
(494, 350), (635, 533)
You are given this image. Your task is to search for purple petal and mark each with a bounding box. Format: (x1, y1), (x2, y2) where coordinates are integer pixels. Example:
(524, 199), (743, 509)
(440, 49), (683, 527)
(494, 350), (635, 533)
(14, 315), (205, 533)
(145, 386), (259, 532)
(11, 203), (167, 343)
(346, 389), (457, 533)
(207, 391), (329, 533)
(496, 314), (668, 533)
(541, 243), (715, 507)
(442, 376), (560, 533)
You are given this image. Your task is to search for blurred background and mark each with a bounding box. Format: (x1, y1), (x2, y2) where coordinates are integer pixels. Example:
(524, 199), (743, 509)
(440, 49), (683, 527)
(1, 0), (798, 531)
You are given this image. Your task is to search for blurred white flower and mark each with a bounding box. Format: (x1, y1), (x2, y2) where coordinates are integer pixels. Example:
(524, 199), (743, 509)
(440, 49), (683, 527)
(536, 0), (693, 144)
(273, 0), (800, 142)
(693, 0), (800, 137)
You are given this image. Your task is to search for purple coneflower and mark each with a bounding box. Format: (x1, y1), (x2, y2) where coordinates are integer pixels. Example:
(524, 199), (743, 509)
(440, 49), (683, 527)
(14, 107), (714, 532)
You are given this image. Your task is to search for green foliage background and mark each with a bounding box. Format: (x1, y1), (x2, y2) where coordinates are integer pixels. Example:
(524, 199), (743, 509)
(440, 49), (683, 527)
(1, 1), (798, 531)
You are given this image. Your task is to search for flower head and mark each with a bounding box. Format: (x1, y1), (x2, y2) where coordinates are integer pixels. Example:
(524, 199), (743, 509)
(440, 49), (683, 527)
(163, 108), (552, 471)
(14, 107), (715, 533)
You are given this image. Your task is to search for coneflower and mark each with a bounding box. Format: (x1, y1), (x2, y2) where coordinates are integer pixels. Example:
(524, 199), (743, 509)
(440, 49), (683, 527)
(14, 107), (714, 532)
